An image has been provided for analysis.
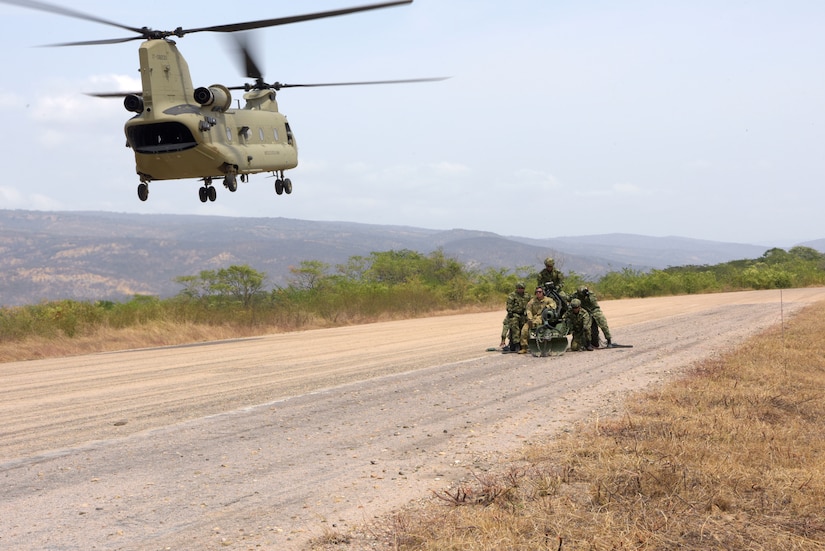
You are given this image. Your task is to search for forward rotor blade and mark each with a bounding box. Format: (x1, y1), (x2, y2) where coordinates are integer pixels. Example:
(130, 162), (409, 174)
(45, 36), (145, 47)
(85, 91), (141, 98)
(0, 0), (146, 36)
(183, 0), (412, 35)
(2, 0), (415, 46)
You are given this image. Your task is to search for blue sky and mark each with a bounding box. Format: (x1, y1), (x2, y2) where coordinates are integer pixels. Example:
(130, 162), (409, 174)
(0, 0), (822, 246)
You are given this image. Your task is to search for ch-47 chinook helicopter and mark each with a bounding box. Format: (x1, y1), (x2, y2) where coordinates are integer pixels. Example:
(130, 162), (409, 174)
(2, 0), (444, 203)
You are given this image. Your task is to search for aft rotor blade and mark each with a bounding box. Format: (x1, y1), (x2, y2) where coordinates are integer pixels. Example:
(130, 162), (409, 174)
(183, 0), (412, 35)
(0, 0), (146, 36)
(275, 77), (449, 90)
(234, 34), (264, 81)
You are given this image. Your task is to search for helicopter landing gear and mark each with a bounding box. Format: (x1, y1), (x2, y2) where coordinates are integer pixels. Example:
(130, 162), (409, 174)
(274, 172), (293, 195)
(137, 182), (149, 202)
(224, 173), (238, 192)
(199, 182), (217, 203)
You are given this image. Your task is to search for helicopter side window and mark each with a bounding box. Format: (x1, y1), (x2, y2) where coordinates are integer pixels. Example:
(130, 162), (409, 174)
(127, 122), (197, 154)
(273, 128), (279, 142)
(226, 127), (232, 142)
(285, 122), (294, 146)
(259, 128), (265, 142)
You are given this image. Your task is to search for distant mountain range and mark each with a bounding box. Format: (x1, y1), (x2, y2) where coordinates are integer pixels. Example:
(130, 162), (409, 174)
(1, 209), (822, 307)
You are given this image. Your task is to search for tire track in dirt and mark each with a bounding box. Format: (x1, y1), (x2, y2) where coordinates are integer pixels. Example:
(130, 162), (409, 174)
(0, 288), (822, 550)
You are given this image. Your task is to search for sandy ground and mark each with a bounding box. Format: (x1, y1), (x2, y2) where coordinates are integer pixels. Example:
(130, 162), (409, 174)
(1, 288), (823, 550)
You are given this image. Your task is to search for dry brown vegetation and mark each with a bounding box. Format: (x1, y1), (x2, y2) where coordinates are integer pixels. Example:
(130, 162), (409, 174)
(313, 302), (825, 550)
(0, 321), (268, 362)
(0, 306), (494, 363)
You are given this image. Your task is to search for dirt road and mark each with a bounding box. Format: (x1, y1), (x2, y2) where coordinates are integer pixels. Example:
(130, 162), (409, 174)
(1, 288), (823, 550)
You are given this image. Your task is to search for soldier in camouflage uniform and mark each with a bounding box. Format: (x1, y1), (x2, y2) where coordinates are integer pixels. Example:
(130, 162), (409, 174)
(519, 286), (556, 353)
(564, 298), (593, 351)
(500, 282), (529, 351)
(536, 257), (564, 289)
(536, 256), (570, 303)
(575, 285), (613, 348)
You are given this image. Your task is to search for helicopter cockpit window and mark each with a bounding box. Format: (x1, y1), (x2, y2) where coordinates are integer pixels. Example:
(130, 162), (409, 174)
(127, 122), (197, 154)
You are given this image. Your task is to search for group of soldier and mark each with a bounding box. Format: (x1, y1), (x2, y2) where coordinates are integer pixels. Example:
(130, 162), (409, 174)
(500, 257), (614, 354)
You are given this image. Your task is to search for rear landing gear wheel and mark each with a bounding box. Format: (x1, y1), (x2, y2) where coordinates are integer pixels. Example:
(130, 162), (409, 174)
(283, 178), (293, 194)
(208, 185), (217, 202)
(137, 182), (149, 202)
(275, 178), (284, 195)
(199, 186), (208, 203)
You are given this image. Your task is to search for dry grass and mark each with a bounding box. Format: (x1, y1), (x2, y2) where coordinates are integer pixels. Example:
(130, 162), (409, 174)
(0, 305), (497, 363)
(311, 301), (825, 550)
(0, 321), (274, 363)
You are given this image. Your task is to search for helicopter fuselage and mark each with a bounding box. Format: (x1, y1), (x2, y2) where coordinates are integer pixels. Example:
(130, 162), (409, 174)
(124, 39), (298, 184)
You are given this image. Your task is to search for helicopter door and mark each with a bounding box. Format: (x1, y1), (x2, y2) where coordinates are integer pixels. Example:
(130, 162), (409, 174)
(127, 122), (197, 154)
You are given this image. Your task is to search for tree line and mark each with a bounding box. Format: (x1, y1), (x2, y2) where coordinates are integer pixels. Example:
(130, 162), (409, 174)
(1, 246), (823, 342)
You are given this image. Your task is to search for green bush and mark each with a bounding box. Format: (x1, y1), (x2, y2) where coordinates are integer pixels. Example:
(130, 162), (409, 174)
(2, 247), (823, 344)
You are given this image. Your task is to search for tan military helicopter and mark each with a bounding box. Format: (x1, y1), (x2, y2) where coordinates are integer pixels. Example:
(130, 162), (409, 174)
(2, 0), (443, 203)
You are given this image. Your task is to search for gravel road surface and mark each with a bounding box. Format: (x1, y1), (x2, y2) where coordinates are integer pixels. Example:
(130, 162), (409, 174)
(1, 288), (823, 550)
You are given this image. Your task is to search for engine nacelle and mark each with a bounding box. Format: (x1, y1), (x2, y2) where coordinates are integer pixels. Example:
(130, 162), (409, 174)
(194, 84), (232, 112)
(123, 94), (144, 113)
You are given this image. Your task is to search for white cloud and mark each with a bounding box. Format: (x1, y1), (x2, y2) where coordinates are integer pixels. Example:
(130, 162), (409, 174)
(431, 161), (470, 175)
(612, 183), (642, 195)
(0, 186), (62, 210)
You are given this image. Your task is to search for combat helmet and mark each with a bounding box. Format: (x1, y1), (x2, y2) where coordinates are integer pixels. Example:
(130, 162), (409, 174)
(570, 298), (582, 308)
(515, 282), (525, 289)
(544, 257), (554, 267)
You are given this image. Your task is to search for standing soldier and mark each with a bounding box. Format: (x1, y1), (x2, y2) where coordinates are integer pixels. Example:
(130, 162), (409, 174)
(575, 285), (613, 348)
(502, 282), (529, 352)
(519, 286), (556, 354)
(564, 298), (593, 351)
(537, 257), (564, 289)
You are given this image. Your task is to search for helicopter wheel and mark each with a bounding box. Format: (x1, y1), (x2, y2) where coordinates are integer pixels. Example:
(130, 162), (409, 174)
(283, 178), (293, 194)
(137, 183), (149, 202)
(275, 178), (284, 195)
(225, 174), (238, 192)
(199, 186), (208, 203)
(208, 185), (217, 202)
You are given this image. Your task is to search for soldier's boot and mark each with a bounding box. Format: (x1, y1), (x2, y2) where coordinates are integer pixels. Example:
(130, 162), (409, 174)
(606, 338), (613, 348)
(586, 344), (594, 351)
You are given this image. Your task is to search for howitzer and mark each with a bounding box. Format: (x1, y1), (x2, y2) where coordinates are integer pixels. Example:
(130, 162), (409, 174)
(527, 283), (571, 356)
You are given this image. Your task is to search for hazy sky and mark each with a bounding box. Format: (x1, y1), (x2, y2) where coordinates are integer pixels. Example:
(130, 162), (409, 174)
(0, 0), (822, 246)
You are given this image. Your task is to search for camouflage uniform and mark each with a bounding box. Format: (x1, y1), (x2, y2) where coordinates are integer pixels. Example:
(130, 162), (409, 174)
(537, 258), (568, 303)
(564, 300), (593, 351)
(576, 287), (612, 347)
(503, 286), (530, 348)
(537, 266), (564, 289)
(519, 289), (556, 350)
